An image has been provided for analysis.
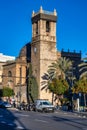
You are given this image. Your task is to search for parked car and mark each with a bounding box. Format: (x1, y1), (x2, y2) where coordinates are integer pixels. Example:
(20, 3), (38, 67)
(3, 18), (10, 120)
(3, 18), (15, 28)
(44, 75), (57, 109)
(0, 100), (4, 107)
(0, 101), (12, 108)
(33, 99), (55, 112)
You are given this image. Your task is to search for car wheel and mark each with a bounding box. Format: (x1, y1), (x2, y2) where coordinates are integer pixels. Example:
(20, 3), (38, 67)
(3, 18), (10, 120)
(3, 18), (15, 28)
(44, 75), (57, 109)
(42, 108), (47, 113)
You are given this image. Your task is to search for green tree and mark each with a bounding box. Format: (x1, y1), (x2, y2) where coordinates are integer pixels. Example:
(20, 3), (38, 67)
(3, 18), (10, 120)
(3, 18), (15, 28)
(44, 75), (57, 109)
(76, 55), (87, 107)
(27, 63), (38, 103)
(72, 78), (87, 106)
(41, 57), (72, 103)
(2, 87), (14, 97)
(48, 78), (69, 104)
(48, 78), (69, 95)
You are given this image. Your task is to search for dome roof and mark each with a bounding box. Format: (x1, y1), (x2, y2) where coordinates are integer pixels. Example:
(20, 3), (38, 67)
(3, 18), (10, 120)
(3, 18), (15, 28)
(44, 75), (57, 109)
(19, 42), (31, 62)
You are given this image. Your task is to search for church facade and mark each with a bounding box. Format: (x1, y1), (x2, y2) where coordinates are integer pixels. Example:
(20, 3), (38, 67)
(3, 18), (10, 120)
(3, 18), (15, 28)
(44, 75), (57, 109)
(2, 7), (81, 105)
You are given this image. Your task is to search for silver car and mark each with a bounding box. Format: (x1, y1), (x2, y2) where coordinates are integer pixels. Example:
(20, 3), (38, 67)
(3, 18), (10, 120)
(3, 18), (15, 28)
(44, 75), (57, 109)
(34, 99), (55, 112)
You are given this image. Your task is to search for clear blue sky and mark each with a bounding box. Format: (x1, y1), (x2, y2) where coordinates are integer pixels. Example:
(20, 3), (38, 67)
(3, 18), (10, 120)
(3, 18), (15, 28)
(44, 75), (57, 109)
(0, 0), (87, 58)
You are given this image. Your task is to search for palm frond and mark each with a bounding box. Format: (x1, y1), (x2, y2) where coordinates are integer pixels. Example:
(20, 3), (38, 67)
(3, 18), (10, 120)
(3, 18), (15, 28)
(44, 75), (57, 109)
(80, 71), (87, 78)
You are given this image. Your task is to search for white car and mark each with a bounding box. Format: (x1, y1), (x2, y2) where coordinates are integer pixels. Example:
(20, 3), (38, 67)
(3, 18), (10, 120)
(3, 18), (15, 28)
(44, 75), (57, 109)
(34, 99), (55, 112)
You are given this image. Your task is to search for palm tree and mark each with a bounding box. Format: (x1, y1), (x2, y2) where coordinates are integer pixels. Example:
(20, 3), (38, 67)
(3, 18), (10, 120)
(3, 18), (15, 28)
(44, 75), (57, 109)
(79, 56), (87, 78)
(48, 57), (73, 80)
(41, 57), (72, 89)
(41, 57), (72, 104)
(77, 55), (87, 107)
(41, 71), (55, 104)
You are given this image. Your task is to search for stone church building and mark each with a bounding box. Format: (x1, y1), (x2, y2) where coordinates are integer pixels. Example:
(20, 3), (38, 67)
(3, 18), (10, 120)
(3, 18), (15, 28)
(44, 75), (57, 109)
(2, 7), (81, 105)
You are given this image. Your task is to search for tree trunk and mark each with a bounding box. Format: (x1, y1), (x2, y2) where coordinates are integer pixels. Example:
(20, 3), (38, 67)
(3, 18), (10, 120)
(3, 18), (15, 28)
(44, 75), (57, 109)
(84, 93), (86, 107)
(52, 92), (54, 104)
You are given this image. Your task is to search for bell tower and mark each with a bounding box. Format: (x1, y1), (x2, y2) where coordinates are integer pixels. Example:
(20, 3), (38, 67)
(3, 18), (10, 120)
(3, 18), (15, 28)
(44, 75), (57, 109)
(31, 6), (57, 101)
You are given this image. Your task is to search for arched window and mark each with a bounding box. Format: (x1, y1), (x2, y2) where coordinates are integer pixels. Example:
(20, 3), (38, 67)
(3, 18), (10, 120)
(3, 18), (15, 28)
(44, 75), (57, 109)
(36, 22), (38, 34)
(8, 71), (12, 77)
(46, 21), (50, 32)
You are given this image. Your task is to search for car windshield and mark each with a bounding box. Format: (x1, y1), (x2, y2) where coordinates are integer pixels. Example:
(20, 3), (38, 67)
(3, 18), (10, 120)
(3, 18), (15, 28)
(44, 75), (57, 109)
(42, 101), (52, 105)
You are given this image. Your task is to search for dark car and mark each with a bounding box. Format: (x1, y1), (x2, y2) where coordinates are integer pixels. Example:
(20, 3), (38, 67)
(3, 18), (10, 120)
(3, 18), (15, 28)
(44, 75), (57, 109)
(0, 101), (12, 108)
(0, 100), (4, 107)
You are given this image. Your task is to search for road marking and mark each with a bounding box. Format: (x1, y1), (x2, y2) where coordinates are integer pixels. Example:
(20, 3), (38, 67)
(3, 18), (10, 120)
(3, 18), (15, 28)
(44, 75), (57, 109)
(16, 126), (25, 129)
(35, 119), (48, 123)
(1, 121), (6, 124)
(64, 112), (67, 114)
(8, 123), (14, 126)
(0, 121), (25, 130)
(74, 113), (78, 115)
(0, 115), (3, 117)
(15, 113), (30, 117)
(82, 127), (87, 130)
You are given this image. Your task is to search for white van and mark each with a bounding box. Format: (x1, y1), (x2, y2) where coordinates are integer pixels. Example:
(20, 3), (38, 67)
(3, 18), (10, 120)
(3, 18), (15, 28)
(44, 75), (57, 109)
(34, 99), (55, 112)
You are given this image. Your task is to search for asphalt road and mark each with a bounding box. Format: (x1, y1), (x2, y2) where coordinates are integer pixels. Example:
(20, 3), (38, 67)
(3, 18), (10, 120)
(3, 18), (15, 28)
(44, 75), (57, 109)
(0, 108), (87, 130)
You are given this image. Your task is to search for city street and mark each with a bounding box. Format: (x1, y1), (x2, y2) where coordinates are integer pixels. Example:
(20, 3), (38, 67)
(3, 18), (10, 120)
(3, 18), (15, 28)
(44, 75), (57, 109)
(0, 108), (87, 130)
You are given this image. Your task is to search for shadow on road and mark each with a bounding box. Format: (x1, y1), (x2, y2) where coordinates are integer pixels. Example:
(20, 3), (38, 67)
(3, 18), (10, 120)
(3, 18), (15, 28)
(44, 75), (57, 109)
(52, 115), (87, 129)
(0, 108), (31, 130)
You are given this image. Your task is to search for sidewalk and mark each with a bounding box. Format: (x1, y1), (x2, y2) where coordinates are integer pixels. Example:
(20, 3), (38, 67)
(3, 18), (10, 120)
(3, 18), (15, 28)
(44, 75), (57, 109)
(73, 110), (87, 117)
(56, 108), (87, 118)
(7, 107), (18, 111)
